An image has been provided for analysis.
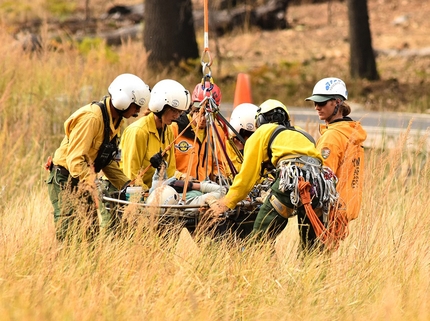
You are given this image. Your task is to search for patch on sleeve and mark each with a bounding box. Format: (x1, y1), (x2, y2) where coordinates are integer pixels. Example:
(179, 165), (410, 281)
(321, 147), (331, 159)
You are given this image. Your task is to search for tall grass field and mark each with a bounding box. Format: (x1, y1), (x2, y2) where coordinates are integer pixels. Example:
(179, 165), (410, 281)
(1, 19), (430, 321)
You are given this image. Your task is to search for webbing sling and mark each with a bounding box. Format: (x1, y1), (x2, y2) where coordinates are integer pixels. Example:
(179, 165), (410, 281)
(93, 100), (119, 172)
(94, 101), (110, 146)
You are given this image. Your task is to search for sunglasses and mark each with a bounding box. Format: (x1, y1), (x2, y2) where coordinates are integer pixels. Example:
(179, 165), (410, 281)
(314, 99), (334, 107)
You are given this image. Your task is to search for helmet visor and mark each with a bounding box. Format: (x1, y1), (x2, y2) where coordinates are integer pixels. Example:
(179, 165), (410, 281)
(305, 94), (338, 102)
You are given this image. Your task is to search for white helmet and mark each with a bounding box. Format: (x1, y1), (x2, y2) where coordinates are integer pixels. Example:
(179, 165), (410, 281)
(108, 73), (151, 110)
(228, 103), (259, 137)
(148, 79), (191, 113)
(305, 77), (348, 102)
(146, 185), (180, 208)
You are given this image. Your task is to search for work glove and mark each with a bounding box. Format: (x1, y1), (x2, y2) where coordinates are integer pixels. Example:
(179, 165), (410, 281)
(256, 189), (270, 203)
(204, 195), (219, 207)
(204, 198), (229, 221)
(168, 179), (193, 193)
(149, 152), (164, 169)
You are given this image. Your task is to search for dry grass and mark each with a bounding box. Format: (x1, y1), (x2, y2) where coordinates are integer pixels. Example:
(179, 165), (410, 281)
(1, 1), (430, 320)
(1, 138), (430, 320)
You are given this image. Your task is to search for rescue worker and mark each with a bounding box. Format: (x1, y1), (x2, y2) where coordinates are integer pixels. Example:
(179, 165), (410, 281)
(47, 73), (151, 241)
(172, 79), (226, 183)
(225, 102), (259, 175)
(206, 99), (338, 251)
(306, 77), (367, 222)
(120, 79), (191, 190)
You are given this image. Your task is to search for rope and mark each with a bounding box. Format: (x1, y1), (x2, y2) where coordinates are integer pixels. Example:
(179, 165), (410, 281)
(181, 106), (206, 201)
(201, 0), (212, 76)
(211, 117), (238, 177)
(203, 0), (209, 52)
(216, 112), (243, 170)
(297, 177), (349, 251)
(298, 177), (326, 238)
(192, 0), (239, 183)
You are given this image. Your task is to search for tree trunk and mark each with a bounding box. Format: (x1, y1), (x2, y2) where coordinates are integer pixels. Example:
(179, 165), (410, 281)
(143, 0), (199, 70)
(347, 0), (379, 80)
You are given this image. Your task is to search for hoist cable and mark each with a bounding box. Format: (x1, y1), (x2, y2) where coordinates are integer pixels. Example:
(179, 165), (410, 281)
(210, 116), (238, 177)
(181, 106), (206, 202)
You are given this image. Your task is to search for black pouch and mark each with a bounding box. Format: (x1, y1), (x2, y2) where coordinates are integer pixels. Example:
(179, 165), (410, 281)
(94, 138), (118, 172)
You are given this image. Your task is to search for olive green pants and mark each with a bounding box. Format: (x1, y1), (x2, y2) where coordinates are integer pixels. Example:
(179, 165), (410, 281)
(46, 167), (112, 242)
(251, 177), (320, 252)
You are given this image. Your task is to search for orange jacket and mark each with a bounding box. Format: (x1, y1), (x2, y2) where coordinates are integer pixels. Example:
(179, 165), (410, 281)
(318, 118), (367, 220)
(172, 114), (226, 181)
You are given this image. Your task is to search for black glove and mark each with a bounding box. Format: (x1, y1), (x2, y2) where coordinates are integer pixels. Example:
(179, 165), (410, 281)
(70, 177), (79, 191)
(149, 152), (163, 169)
(168, 179), (194, 193)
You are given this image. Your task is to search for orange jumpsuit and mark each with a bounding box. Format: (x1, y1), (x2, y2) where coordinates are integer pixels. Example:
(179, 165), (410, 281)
(172, 113), (226, 181)
(317, 118), (367, 221)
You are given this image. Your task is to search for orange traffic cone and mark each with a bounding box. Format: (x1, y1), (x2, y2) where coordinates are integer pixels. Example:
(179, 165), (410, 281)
(233, 73), (253, 108)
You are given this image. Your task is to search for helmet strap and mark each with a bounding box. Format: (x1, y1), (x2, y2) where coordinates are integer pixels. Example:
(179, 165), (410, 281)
(154, 108), (165, 119)
(332, 103), (340, 116)
(326, 99), (341, 123)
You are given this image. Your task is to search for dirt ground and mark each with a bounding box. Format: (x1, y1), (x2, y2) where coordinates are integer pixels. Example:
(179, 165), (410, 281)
(214, 0), (430, 63)
(208, 0), (430, 112)
(9, 0), (430, 112)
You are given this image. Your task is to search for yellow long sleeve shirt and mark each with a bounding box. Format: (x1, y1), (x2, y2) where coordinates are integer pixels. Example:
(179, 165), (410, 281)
(224, 123), (323, 209)
(225, 138), (243, 177)
(52, 97), (129, 190)
(120, 112), (176, 189)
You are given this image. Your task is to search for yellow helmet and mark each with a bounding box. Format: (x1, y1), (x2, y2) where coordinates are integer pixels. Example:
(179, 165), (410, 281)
(255, 99), (290, 127)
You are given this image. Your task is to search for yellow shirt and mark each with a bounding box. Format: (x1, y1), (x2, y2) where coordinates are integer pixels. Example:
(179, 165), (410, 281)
(120, 112), (176, 189)
(224, 123), (323, 209)
(52, 97), (129, 190)
(224, 138), (243, 178)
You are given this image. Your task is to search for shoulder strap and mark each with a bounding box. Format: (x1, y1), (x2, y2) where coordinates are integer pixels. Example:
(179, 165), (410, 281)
(267, 125), (287, 162)
(261, 124), (316, 175)
(294, 127), (316, 145)
(93, 101), (110, 144)
(267, 124), (316, 163)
